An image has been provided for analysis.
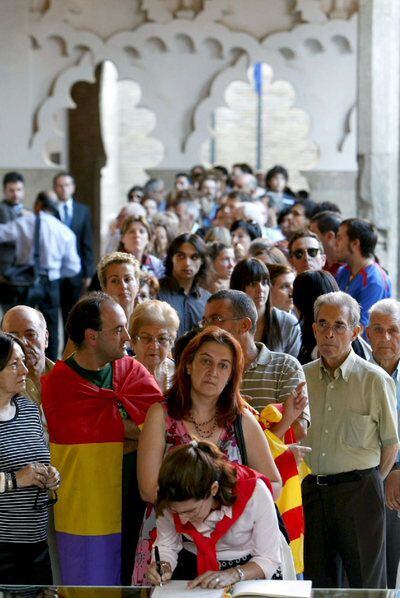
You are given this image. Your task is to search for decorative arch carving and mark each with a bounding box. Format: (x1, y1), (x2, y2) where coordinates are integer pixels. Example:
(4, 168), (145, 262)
(28, 13), (356, 170)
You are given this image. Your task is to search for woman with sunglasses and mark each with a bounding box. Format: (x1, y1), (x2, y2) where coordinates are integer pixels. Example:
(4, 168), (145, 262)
(133, 327), (281, 584)
(0, 332), (60, 584)
(230, 259), (301, 358)
(129, 300), (179, 393)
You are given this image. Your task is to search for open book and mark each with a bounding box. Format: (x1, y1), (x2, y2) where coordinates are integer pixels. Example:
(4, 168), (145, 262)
(152, 579), (312, 598)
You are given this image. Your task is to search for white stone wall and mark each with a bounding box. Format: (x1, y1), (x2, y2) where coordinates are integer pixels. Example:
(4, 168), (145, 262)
(0, 0), (358, 212)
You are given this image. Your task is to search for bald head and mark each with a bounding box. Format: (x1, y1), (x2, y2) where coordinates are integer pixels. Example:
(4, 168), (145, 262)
(2, 306), (48, 374)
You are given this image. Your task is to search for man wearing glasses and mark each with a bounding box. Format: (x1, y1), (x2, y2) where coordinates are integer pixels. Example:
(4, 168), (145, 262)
(202, 289), (309, 441)
(288, 230), (326, 275)
(302, 291), (398, 589)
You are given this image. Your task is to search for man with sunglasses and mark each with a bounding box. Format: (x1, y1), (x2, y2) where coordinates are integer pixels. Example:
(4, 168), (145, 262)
(302, 291), (398, 589)
(288, 230), (326, 275)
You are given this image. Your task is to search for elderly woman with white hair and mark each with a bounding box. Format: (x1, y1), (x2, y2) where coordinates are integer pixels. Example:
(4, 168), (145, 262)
(129, 300), (179, 393)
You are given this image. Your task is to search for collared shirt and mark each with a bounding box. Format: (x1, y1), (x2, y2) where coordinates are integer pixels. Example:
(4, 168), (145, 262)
(25, 358), (54, 406)
(241, 342), (310, 423)
(0, 211), (81, 281)
(303, 349), (399, 475)
(25, 358), (54, 443)
(57, 197), (73, 226)
(370, 355), (400, 463)
(155, 479), (281, 580)
(336, 262), (392, 330)
(158, 276), (210, 338)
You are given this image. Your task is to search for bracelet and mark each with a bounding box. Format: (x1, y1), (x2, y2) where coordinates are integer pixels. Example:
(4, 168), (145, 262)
(5, 473), (12, 493)
(0, 473), (5, 494)
(235, 566), (245, 582)
(10, 471), (17, 490)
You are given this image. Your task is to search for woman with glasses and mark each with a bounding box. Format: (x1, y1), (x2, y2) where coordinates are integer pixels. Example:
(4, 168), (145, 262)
(0, 332), (60, 584)
(129, 300), (179, 393)
(230, 259), (301, 358)
(133, 327), (281, 584)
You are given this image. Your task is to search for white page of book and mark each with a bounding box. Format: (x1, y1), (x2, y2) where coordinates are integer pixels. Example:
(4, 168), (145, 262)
(152, 580), (222, 598)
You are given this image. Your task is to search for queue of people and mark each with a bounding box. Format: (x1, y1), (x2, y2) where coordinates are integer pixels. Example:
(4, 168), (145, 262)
(0, 162), (399, 590)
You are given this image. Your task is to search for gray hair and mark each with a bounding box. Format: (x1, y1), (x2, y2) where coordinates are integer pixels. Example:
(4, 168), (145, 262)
(207, 289), (258, 335)
(144, 178), (164, 194)
(179, 200), (200, 222)
(313, 291), (360, 327)
(369, 298), (400, 322)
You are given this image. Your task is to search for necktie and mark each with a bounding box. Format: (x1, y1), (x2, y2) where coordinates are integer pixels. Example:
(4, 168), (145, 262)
(33, 214), (41, 280)
(63, 203), (72, 228)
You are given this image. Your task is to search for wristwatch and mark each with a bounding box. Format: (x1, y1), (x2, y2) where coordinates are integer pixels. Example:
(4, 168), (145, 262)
(236, 566), (245, 581)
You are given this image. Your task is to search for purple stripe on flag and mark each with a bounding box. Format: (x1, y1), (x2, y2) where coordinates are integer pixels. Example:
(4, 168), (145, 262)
(57, 532), (121, 585)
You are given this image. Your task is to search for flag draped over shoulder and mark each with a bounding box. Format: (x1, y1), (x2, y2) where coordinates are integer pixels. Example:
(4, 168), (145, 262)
(258, 404), (310, 575)
(41, 356), (163, 586)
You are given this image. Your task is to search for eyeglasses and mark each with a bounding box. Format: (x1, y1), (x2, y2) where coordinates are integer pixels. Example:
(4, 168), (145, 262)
(291, 248), (320, 260)
(33, 488), (58, 511)
(200, 315), (243, 327)
(315, 321), (350, 335)
(134, 334), (172, 346)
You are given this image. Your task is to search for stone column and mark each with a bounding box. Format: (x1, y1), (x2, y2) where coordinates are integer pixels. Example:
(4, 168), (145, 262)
(357, 0), (400, 292)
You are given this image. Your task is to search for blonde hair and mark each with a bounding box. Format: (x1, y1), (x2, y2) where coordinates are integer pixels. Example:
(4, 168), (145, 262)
(97, 252), (140, 289)
(129, 300), (180, 339)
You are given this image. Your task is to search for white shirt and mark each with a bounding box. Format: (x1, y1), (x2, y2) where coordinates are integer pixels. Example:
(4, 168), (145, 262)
(155, 479), (281, 579)
(0, 211), (81, 281)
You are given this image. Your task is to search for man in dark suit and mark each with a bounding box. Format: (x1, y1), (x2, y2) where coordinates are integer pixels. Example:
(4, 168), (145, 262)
(53, 172), (94, 341)
(0, 171), (27, 311)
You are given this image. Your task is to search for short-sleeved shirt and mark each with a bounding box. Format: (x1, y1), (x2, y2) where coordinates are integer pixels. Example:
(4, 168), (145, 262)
(336, 262), (392, 329)
(303, 349), (399, 475)
(158, 276), (210, 338)
(241, 342), (310, 423)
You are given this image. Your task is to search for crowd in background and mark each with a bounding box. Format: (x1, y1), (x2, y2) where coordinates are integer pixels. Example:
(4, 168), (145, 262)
(0, 162), (399, 590)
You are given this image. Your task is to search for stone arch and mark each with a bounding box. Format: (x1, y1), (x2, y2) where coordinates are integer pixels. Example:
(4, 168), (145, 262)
(28, 16), (357, 170)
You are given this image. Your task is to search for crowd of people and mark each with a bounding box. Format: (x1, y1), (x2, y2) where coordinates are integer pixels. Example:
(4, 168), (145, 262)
(0, 163), (399, 589)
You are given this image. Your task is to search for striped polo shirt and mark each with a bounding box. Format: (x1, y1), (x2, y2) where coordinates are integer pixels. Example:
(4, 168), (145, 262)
(241, 342), (310, 423)
(0, 396), (50, 543)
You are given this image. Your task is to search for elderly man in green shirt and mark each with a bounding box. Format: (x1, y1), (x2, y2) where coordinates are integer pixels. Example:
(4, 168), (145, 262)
(302, 291), (399, 589)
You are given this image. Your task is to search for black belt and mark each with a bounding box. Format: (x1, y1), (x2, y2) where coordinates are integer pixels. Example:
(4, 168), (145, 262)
(308, 467), (377, 486)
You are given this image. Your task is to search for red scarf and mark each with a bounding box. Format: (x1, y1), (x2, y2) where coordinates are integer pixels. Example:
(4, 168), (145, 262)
(173, 464), (271, 575)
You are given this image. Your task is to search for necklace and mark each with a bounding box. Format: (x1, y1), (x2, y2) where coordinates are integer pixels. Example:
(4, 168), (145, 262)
(187, 412), (218, 438)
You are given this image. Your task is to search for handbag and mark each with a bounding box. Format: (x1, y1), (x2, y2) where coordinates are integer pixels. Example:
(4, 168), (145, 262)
(2, 264), (37, 287)
(233, 413), (248, 465)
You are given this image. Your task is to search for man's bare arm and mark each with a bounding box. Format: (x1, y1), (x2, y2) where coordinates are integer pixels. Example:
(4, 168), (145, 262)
(379, 444), (399, 479)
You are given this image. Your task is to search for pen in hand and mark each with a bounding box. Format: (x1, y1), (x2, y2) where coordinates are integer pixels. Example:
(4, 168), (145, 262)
(155, 545), (163, 587)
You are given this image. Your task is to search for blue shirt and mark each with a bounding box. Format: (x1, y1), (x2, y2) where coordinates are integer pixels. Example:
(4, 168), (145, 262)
(158, 276), (210, 338)
(336, 262), (392, 330)
(371, 356), (400, 463)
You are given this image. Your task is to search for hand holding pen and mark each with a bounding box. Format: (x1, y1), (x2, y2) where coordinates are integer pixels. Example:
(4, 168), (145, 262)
(147, 547), (173, 586)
